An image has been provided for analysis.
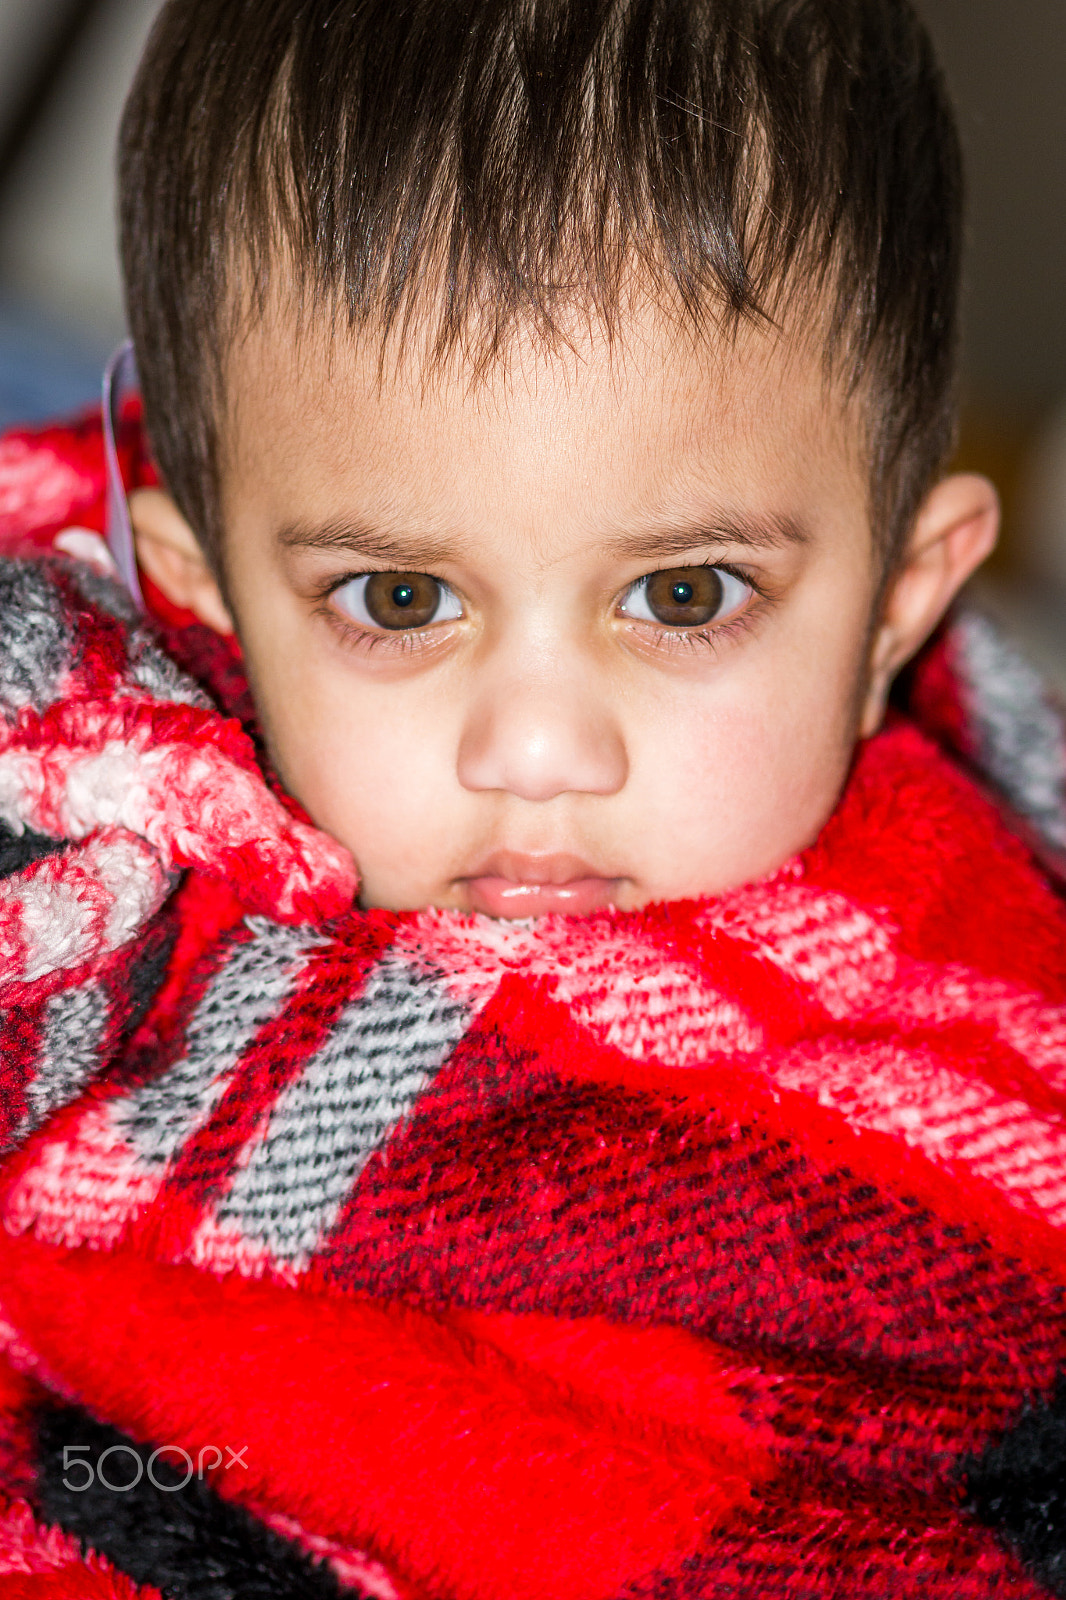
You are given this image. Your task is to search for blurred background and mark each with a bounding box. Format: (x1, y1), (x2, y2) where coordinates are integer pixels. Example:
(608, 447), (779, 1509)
(0, 0), (1062, 681)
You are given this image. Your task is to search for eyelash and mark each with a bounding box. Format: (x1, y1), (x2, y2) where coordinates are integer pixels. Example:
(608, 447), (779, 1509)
(316, 604), (441, 657)
(315, 562), (768, 658)
(641, 608), (759, 658)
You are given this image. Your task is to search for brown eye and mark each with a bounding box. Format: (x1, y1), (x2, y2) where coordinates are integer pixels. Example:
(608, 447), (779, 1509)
(642, 567), (723, 626)
(364, 571), (442, 628)
(333, 570), (463, 631)
(641, 567), (723, 626)
(619, 565), (752, 630)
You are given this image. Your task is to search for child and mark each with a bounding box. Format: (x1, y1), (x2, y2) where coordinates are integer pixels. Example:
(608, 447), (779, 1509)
(1, 0), (1065, 1595)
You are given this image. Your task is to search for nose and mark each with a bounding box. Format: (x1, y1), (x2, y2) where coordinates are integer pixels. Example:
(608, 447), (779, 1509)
(456, 657), (628, 801)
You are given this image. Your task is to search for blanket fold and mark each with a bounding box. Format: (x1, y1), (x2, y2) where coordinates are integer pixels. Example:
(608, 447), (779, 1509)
(1, 412), (1066, 1599)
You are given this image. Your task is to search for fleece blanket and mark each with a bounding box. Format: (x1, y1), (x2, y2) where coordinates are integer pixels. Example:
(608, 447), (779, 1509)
(1, 415), (1066, 1600)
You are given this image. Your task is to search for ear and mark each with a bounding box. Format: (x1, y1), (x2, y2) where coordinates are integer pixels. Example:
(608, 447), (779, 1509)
(860, 472), (999, 737)
(128, 488), (235, 635)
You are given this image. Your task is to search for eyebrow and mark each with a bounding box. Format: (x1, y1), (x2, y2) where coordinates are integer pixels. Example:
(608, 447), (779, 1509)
(604, 513), (810, 562)
(277, 510), (810, 566)
(277, 520), (462, 568)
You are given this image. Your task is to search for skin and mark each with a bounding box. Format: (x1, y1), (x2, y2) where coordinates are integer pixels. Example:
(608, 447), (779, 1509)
(130, 299), (999, 916)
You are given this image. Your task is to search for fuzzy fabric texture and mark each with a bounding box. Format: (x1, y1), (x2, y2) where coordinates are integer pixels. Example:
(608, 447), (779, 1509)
(0, 413), (1066, 1599)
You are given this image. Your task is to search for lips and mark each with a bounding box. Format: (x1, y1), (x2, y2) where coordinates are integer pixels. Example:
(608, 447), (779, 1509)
(459, 852), (623, 919)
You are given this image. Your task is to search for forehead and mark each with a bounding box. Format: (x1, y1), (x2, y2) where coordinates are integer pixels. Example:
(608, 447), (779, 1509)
(221, 296), (870, 550)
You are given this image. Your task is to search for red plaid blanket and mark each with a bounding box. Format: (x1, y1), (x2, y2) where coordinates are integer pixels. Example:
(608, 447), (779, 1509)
(1, 414), (1066, 1600)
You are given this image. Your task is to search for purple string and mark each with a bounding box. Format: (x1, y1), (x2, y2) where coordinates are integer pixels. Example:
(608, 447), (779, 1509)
(102, 338), (145, 610)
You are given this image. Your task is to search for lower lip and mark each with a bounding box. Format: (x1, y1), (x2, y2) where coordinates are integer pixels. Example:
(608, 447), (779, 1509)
(464, 876), (620, 918)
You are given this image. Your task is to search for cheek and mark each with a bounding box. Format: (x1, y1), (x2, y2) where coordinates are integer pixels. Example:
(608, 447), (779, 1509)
(244, 647), (465, 862)
(626, 628), (866, 889)
(645, 685), (853, 816)
(224, 558), (477, 902)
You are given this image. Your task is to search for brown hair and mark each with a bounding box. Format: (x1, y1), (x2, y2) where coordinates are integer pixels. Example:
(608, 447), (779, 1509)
(118, 0), (963, 571)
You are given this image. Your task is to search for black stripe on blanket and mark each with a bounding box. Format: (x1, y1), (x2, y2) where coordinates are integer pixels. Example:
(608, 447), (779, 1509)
(35, 1404), (355, 1600)
(964, 1375), (1066, 1597)
(0, 820), (64, 878)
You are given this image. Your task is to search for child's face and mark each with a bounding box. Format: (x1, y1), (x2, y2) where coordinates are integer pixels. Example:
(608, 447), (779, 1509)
(134, 300), (996, 916)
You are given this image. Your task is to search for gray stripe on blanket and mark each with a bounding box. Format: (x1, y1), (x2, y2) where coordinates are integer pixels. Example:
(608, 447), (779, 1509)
(0, 559), (74, 713)
(8, 982), (110, 1147)
(113, 923), (318, 1165)
(212, 950), (470, 1263)
(959, 610), (1066, 851)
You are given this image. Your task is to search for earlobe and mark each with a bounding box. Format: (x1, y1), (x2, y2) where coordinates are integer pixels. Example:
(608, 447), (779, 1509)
(128, 488), (235, 636)
(859, 472), (999, 738)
